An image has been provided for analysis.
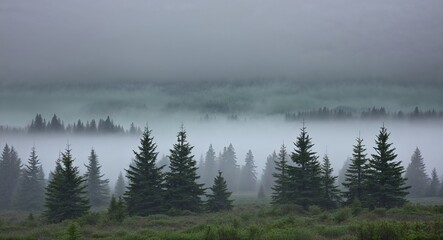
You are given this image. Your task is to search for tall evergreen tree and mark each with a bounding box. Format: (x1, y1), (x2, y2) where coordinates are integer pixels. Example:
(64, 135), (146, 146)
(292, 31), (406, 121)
(336, 158), (351, 192)
(405, 148), (429, 197)
(203, 144), (218, 188)
(85, 149), (110, 209)
(114, 172), (126, 197)
(164, 126), (205, 212)
(0, 144), (22, 210)
(366, 126), (409, 209)
(239, 150), (257, 192)
(125, 127), (165, 216)
(342, 137), (369, 205)
(44, 147), (89, 222)
(289, 125), (322, 209)
(14, 146), (45, 211)
(219, 144), (240, 192)
(320, 154), (340, 209)
(206, 171), (234, 212)
(427, 168), (440, 197)
(261, 151), (277, 196)
(272, 144), (290, 204)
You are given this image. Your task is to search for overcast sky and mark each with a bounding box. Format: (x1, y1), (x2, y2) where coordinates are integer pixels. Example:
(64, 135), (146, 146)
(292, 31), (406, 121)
(1, 0), (442, 83)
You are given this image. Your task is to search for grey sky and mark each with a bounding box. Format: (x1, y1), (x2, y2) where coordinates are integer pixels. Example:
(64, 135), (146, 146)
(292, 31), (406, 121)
(1, 0), (443, 83)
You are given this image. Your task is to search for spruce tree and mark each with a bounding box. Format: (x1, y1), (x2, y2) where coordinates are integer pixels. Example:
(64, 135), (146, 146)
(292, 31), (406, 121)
(125, 127), (165, 216)
(342, 137), (369, 205)
(261, 151), (277, 196)
(206, 171), (233, 212)
(203, 144), (217, 188)
(272, 144), (290, 204)
(405, 148), (429, 197)
(14, 146), (45, 211)
(164, 126), (205, 212)
(0, 144), (22, 210)
(85, 149), (110, 209)
(427, 168), (440, 197)
(320, 154), (340, 209)
(114, 172), (126, 197)
(289, 125), (322, 209)
(107, 195), (126, 222)
(44, 147), (89, 222)
(366, 126), (409, 209)
(219, 144), (240, 192)
(239, 150), (257, 192)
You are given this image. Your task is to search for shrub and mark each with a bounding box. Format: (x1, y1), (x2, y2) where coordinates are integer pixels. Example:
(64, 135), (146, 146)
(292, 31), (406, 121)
(64, 221), (82, 240)
(308, 205), (322, 215)
(248, 224), (263, 240)
(333, 207), (352, 223)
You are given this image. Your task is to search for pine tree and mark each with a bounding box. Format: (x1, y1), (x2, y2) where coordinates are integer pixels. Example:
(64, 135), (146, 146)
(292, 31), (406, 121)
(405, 148), (429, 197)
(289, 125), (322, 209)
(206, 171), (233, 212)
(114, 172), (126, 197)
(427, 168), (440, 197)
(107, 195), (126, 222)
(272, 144), (290, 204)
(261, 151), (277, 196)
(125, 127), (165, 216)
(239, 150), (257, 192)
(165, 126), (205, 212)
(44, 147), (89, 222)
(85, 149), (110, 209)
(14, 146), (45, 211)
(366, 126), (409, 209)
(336, 158), (351, 192)
(203, 145), (218, 188)
(0, 144), (22, 210)
(219, 144), (240, 192)
(342, 137), (369, 205)
(320, 154), (340, 209)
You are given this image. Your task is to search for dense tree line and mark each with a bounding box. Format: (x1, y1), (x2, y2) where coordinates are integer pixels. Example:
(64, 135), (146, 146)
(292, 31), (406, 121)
(1, 123), (443, 223)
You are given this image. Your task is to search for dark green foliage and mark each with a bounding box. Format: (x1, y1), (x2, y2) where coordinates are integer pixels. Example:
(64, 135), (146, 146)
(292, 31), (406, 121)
(44, 147), (89, 222)
(261, 151), (277, 196)
(0, 144), (22, 210)
(427, 168), (440, 197)
(342, 137), (369, 206)
(206, 171), (234, 212)
(288, 125), (322, 209)
(165, 126), (205, 212)
(85, 149), (110, 209)
(272, 144), (290, 205)
(358, 220), (443, 240)
(125, 127), (165, 216)
(203, 144), (218, 188)
(405, 148), (429, 197)
(366, 126), (409, 209)
(239, 150), (257, 192)
(219, 144), (240, 192)
(114, 171), (126, 197)
(64, 221), (81, 240)
(14, 146), (45, 211)
(320, 155), (340, 209)
(107, 195), (126, 222)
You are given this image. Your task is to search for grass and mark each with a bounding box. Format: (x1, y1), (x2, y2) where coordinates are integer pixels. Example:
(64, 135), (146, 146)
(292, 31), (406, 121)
(1, 197), (443, 239)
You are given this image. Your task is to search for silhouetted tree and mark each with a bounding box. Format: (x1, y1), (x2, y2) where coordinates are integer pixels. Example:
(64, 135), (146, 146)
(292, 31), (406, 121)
(114, 172), (126, 197)
(203, 144), (218, 188)
(14, 146), (45, 211)
(164, 126), (205, 212)
(239, 150), (257, 192)
(272, 144), (290, 204)
(29, 114), (46, 133)
(427, 168), (440, 197)
(44, 147), (89, 222)
(0, 144), (21, 210)
(206, 171), (233, 212)
(288, 125), (322, 209)
(342, 137), (369, 205)
(366, 126), (409, 209)
(405, 148), (429, 197)
(125, 127), (165, 216)
(85, 149), (110, 209)
(48, 114), (64, 132)
(320, 154), (340, 209)
(261, 151), (277, 196)
(219, 144), (240, 192)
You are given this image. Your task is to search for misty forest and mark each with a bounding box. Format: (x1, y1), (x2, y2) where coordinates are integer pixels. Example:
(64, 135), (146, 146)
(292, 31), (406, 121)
(1, 0), (443, 239)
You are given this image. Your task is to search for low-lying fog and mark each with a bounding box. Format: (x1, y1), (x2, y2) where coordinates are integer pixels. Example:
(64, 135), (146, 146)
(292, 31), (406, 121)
(1, 118), (442, 186)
